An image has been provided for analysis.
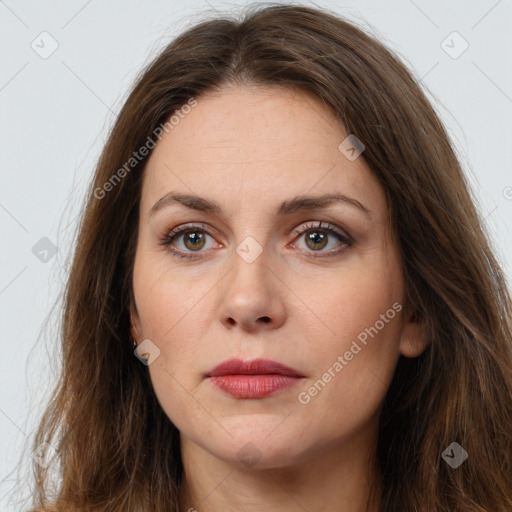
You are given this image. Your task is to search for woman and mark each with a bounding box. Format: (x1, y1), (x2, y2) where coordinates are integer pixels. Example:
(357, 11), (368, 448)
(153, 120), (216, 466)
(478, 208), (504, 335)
(27, 4), (512, 511)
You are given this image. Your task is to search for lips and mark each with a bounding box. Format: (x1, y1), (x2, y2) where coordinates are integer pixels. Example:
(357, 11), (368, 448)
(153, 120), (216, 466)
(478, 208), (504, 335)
(206, 358), (304, 378)
(205, 358), (305, 399)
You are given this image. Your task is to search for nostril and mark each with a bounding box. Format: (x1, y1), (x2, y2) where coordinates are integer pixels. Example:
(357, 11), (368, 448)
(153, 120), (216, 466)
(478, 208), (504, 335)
(259, 316), (271, 323)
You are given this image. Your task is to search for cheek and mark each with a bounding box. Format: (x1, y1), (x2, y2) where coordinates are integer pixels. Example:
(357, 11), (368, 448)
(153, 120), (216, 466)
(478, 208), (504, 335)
(132, 256), (205, 384)
(293, 259), (402, 353)
(293, 256), (403, 414)
(133, 247), (209, 337)
(135, 270), (209, 428)
(295, 307), (402, 439)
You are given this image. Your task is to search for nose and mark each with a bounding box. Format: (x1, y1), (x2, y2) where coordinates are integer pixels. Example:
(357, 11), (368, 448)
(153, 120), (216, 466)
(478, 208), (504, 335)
(219, 250), (287, 332)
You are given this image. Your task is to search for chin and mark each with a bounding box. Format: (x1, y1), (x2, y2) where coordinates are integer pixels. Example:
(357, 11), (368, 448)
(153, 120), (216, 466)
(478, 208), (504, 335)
(192, 421), (311, 470)
(214, 441), (306, 470)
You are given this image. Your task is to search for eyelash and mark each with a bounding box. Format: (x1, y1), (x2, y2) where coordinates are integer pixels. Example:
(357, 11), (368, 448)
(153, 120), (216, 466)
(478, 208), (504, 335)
(158, 221), (354, 260)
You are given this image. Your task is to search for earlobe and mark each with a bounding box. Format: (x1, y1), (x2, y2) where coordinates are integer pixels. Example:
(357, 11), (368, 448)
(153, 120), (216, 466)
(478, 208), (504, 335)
(399, 308), (430, 358)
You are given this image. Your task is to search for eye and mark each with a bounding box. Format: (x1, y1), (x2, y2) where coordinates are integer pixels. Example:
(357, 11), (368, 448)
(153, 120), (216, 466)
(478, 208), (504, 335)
(289, 221), (353, 258)
(159, 223), (221, 260)
(159, 221), (353, 260)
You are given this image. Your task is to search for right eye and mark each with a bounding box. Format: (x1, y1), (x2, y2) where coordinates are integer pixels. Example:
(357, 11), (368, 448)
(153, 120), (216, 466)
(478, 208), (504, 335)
(159, 223), (221, 259)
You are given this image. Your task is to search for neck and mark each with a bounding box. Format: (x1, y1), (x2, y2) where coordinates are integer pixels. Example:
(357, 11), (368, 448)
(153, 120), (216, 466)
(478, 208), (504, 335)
(178, 434), (382, 512)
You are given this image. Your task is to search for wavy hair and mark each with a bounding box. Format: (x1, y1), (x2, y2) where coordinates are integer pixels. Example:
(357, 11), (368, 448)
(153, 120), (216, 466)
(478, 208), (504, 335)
(23, 3), (512, 511)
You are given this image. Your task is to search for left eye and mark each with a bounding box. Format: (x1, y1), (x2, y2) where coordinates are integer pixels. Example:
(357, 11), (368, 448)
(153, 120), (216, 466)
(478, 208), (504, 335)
(289, 221), (353, 258)
(159, 221), (353, 260)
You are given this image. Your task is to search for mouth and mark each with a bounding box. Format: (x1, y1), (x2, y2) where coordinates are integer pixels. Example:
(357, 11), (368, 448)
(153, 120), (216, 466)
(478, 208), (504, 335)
(205, 358), (305, 399)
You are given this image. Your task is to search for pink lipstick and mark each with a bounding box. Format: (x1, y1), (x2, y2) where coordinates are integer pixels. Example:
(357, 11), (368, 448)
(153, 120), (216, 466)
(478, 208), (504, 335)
(205, 358), (305, 399)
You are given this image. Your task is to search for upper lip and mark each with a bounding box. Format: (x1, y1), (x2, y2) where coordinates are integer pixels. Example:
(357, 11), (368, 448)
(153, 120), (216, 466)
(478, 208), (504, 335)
(206, 358), (305, 378)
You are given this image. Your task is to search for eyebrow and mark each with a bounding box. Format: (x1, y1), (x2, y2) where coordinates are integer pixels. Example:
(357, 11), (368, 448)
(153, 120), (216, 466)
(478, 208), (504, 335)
(149, 192), (372, 218)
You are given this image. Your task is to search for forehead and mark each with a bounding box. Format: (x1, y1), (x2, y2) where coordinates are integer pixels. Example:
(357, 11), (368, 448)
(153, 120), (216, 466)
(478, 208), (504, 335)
(140, 85), (384, 218)
(150, 85), (345, 160)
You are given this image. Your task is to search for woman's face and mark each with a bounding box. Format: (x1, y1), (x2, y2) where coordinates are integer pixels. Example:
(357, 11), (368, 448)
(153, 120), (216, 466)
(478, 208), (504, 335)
(131, 84), (426, 469)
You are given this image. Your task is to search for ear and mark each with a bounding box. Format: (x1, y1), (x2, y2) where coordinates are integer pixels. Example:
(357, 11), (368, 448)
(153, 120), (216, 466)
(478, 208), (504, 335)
(399, 306), (429, 358)
(129, 300), (142, 347)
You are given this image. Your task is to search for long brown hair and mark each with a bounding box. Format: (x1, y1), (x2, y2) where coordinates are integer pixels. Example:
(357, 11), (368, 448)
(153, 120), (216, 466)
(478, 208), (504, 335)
(22, 3), (512, 511)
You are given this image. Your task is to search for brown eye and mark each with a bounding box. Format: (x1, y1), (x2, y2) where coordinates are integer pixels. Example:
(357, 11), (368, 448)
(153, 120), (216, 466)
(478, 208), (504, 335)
(160, 221), (353, 261)
(159, 223), (220, 260)
(181, 230), (206, 251)
(291, 221), (353, 259)
(304, 230), (329, 251)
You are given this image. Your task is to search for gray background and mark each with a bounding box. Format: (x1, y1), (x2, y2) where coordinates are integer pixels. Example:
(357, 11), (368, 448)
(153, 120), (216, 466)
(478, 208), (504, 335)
(1, 1), (511, 510)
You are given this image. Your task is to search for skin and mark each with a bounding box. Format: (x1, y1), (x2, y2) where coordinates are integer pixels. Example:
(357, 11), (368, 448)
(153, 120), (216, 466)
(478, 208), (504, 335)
(130, 84), (428, 512)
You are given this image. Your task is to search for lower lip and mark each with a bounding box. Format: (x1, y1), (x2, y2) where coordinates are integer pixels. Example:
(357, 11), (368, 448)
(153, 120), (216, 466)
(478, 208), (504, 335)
(208, 374), (302, 398)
